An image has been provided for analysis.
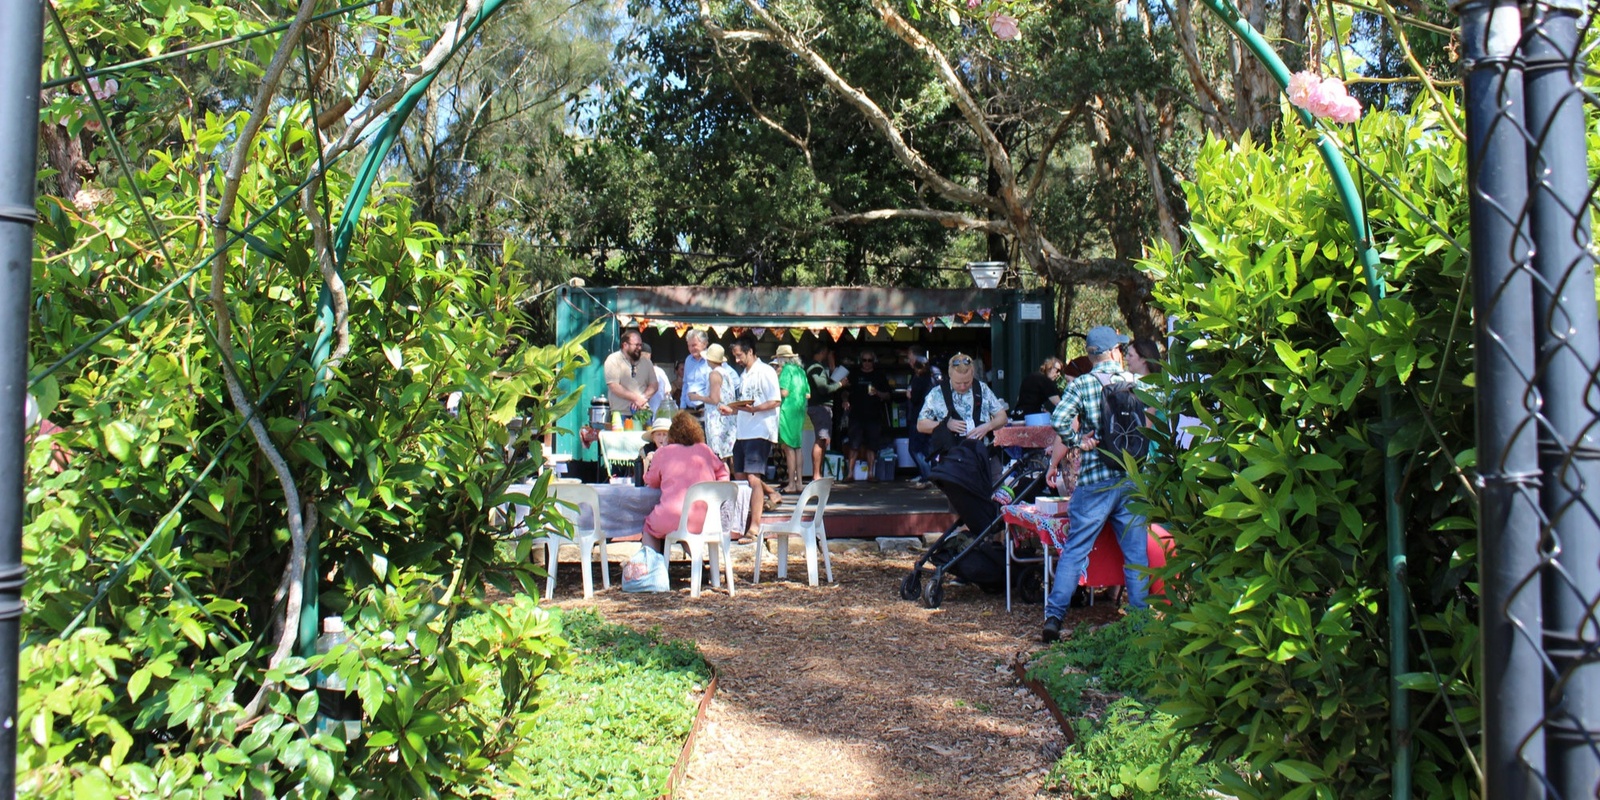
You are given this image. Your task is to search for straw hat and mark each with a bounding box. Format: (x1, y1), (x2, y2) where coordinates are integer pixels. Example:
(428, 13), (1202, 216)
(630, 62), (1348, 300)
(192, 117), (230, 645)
(641, 416), (672, 441)
(773, 344), (798, 361)
(704, 344), (727, 364)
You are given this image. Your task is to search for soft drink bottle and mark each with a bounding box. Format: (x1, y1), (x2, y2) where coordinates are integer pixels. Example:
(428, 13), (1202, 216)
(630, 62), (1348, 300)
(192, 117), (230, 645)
(314, 617), (361, 742)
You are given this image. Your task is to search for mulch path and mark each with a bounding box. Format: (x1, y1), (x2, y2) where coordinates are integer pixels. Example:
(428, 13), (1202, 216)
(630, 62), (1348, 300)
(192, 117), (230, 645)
(551, 547), (1120, 800)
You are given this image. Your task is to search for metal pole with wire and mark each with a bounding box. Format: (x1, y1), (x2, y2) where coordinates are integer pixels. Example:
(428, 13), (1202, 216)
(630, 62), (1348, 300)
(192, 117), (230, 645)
(1522, 1), (1600, 796)
(1457, 0), (1547, 796)
(0, 0), (43, 793)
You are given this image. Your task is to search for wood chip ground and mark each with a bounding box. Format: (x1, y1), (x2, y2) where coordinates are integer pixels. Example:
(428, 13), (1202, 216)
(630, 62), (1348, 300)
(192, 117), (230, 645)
(551, 548), (1120, 800)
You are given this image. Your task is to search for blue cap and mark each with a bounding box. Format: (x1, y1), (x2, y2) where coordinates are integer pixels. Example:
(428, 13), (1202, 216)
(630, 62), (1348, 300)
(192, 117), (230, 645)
(1085, 326), (1130, 355)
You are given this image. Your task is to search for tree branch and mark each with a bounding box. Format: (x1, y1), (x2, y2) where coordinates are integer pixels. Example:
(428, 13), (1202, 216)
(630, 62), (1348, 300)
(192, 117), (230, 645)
(703, 0), (1000, 212)
(824, 208), (1012, 233)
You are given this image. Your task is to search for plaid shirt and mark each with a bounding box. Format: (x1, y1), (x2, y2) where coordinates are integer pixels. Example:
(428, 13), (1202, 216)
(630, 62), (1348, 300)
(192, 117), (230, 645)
(1052, 360), (1138, 487)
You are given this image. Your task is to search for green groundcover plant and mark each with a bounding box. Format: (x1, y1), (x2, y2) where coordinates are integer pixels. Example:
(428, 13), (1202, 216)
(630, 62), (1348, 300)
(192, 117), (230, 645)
(1136, 105), (1478, 800)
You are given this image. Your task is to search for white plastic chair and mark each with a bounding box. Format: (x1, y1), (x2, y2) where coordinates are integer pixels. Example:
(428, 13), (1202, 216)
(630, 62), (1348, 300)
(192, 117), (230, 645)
(661, 481), (740, 597)
(753, 478), (835, 586)
(519, 483), (608, 600)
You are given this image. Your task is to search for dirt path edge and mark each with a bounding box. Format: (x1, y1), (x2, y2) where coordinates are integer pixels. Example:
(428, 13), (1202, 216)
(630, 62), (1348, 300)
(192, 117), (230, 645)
(659, 663), (720, 800)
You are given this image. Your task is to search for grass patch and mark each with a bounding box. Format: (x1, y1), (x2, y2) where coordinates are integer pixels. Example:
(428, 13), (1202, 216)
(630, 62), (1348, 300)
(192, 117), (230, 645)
(485, 608), (710, 799)
(1027, 610), (1157, 717)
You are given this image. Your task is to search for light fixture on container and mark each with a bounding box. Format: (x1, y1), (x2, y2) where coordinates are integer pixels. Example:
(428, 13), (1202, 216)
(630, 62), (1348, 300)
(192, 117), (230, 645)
(966, 261), (1006, 289)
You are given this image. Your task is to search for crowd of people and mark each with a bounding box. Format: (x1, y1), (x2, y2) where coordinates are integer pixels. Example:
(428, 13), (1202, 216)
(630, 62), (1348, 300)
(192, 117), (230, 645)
(600, 323), (1170, 639)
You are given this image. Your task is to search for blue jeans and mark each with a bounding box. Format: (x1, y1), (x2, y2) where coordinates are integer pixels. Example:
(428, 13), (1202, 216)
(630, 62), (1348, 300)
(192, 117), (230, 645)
(909, 430), (933, 481)
(1044, 477), (1150, 620)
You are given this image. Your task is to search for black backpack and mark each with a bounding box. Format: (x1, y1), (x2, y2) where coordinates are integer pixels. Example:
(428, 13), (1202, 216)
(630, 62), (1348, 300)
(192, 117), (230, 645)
(1094, 373), (1148, 471)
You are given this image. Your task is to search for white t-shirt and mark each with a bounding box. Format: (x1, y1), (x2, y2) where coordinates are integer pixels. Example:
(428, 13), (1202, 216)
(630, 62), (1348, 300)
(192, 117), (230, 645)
(735, 359), (781, 442)
(649, 366), (673, 414)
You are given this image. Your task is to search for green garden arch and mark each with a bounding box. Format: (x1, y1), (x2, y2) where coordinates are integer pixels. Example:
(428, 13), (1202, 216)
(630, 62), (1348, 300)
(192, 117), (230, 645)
(311, 1), (1413, 795)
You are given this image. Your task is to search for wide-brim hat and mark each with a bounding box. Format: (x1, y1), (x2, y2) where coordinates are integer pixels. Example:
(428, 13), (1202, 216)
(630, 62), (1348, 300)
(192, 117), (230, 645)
(773, 344), (798, 360)
(704, 344), (727, 364)
(641, 417), (672, 441)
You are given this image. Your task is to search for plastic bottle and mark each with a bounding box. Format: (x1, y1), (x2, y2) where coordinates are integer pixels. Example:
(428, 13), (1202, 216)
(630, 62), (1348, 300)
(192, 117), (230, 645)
(314, 617), (361, 741)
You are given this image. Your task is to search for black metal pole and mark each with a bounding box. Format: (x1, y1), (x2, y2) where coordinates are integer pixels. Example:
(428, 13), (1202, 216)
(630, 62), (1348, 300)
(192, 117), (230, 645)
(1458, 0), (1547, 797)
(0, 0), (41, 795)
(1523, 3), (1600, 797)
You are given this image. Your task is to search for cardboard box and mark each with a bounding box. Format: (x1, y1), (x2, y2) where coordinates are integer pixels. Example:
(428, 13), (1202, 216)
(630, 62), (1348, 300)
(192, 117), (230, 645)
(1034, 497), (1070, 516)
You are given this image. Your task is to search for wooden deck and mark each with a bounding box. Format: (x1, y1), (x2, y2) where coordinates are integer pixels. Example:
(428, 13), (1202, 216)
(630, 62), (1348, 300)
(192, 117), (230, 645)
(762, 479), (955, 539)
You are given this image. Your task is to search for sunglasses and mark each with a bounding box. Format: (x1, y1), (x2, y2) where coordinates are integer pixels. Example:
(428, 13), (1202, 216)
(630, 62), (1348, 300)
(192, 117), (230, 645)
(950, 356), (973, 367)
(861, 357), (876, 363)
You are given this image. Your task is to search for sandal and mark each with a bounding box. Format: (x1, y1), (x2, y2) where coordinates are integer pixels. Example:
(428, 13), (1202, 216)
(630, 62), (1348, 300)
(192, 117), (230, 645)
(763, 493), (783, 512)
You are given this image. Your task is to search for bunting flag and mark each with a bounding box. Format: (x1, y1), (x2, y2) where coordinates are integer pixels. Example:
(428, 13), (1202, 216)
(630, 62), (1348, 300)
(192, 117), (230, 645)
(617, 315), (633, 327)
(653, 321), (673, 334)
(712, 324), (730, 337)
(731, 326), (748, 337)
(865, 324), (881, 337)
(769, 327), (786, 341)
(978, 308), (992, 321)
(789, 328), (805, 342)
(637, 318), (650, 331)
(673, 322), (690, 336)
(922, 317), (936, 332)
(956, 311), (975, 324)
(939, 315), (956, 329)
(752, 327), (768, 340)
(852, 327), (867, 340)
(826, 325), (846, 341)
(885, 322), (900, 336)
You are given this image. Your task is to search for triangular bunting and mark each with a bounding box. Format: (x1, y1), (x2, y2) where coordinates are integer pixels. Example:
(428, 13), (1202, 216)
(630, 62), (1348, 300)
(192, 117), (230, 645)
(939, 315), (956, 328)
(790, 328), (805, 342)
(865, 324), (881, 337)
(922, 317), (936, 332)
(956, 311), (975, 324)
(673, 322), (690, 336)
(885, 322), (900, 336)
(731, 327), (747, 337)
(826, 325), (846, 341)
(653, 321), (673, 334)
(712, 325), (729, 337)
(769, 327), (786, 340)
(617, 315), (633, 327)
(751, 327), (768, 340)
(637, 318), (650, 331)
(978, 308), (992, 320)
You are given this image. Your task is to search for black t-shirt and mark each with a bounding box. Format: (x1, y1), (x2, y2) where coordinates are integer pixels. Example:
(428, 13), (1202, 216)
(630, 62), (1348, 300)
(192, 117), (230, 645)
(909, 372), (936, 416)
(847, 366), (892, 423)
(1016, 372), (1061, 416)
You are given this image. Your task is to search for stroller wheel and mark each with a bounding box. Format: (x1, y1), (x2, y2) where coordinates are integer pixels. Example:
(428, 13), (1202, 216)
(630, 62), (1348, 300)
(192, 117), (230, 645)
(900, 570), (923, 601)
(920, 577), (944, 609)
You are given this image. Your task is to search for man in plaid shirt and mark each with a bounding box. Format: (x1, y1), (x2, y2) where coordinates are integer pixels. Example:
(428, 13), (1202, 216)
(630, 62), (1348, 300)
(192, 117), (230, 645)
(1041, 325), (1151, 643)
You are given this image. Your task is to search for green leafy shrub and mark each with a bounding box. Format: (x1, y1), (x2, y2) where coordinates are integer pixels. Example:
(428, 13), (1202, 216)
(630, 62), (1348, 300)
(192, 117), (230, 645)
(23, 69), (600, 797)
(1044, 698), (1220, 800)
(1138, 110), (1477, 799)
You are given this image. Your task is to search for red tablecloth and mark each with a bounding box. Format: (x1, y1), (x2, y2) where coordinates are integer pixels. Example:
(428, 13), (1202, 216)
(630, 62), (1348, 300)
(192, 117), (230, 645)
(1001, 503), (1170, 592)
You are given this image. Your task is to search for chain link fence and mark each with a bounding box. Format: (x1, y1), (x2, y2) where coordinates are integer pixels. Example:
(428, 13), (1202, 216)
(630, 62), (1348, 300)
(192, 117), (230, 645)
(1459, 0), (1600, 795)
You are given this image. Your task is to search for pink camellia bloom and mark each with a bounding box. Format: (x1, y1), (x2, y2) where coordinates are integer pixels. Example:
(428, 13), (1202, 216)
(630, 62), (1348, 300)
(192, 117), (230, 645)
(1328, 94), (1363, 124)
(1287, 71), (1319, 109)
(990, 12), (1019, 39)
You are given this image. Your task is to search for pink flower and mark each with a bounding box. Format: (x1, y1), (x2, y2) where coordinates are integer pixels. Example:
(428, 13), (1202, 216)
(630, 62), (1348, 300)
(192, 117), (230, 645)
(1285, 72), (1362, 124)
(967, 0), (981, 7)
(989, 12), (1019, 39)
(1287, 71), (1319, 109)
(1327, 94), (1363, 124)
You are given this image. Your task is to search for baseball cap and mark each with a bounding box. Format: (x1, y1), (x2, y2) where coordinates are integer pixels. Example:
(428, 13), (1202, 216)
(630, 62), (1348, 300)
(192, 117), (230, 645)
(1085, 326), (1130, 355)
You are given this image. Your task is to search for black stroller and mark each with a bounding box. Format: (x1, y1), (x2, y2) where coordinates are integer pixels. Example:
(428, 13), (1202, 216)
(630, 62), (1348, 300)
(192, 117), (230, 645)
(900, 439), (1053, 609)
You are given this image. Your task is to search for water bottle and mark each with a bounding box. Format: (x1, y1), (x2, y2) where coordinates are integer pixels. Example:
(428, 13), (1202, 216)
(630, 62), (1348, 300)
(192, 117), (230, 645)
(314, 617), (361, 742)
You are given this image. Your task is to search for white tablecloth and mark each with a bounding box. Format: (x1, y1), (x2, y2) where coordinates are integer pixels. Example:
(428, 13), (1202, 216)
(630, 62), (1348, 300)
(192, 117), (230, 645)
(576, 482), (753, 537)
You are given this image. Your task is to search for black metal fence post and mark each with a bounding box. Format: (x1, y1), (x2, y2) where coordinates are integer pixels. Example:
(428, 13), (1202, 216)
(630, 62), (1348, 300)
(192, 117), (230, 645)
(1522, 2), (1600, 797)
(0, 0), (41, 795)
(1458, 0), (1547, 796)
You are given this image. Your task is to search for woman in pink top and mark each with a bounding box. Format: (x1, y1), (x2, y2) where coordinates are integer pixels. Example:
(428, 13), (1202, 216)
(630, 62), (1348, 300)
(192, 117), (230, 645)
(642, 411), (731, 550)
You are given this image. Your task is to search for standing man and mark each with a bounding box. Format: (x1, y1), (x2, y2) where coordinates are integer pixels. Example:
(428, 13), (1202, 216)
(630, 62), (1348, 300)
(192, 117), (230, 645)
(804, 344), (844, 481)
(681, 330), (711, 423)
(844, 351), (892, 481)
(641, 343), (674, 419)
(728, 336), (782, 536)
(1040, 326), (1150, 644)
(915, 353), (1008, 446)
(604, 330), (658, 424)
